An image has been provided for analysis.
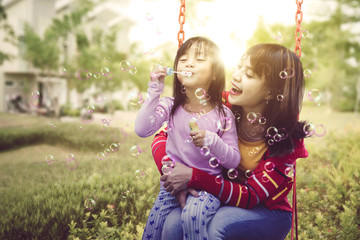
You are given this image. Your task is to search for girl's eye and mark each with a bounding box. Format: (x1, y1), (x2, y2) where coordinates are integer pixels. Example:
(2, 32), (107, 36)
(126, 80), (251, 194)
(179, 58), (187, 62)
(197, 58), (205, 61)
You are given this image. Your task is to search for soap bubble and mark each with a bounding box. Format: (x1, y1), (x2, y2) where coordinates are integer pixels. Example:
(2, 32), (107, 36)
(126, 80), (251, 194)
(247, 112), (257, 123)
(209, 157), (219, 168)
(130, 145), (141, 156)
(308, 89), (321, 103)
(45, 154), (55, 164)
(161, 165), (172, 175)
(119, 60), (132, 71)
(161, 155), (174, 167)
(303, 122), (315, 136)
(245, 169), (253, 178)
(109, 143), (119, 152)
(200, 146), (210, 156)
(264, 162), (275, 172)
(227, 168), (238, 179)
(84, 198), (96, 210)
(97, 152), (106, 160)
(303, 69), (312, 78)
(216, 117), (232, 132)
(195, 88), (206, 99)
(135, 169), (144, 178)
(215, 175), (224, 184)
(314, 124), (326, 137)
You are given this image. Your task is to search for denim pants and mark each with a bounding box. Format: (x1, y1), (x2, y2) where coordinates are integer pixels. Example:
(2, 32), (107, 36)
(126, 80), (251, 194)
(162, 204), (292, 240)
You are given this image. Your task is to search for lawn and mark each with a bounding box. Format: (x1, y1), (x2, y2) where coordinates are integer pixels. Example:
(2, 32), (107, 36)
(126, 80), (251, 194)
(0, 106), (359, 239)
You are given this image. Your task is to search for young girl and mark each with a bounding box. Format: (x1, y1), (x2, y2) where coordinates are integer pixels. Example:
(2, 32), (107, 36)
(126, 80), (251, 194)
(135, 37), (241, 240)
(152, 43), (309, 240)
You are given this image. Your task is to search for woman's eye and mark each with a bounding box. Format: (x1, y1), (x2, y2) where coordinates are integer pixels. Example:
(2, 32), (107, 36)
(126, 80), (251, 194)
(246, 73), (254, 78)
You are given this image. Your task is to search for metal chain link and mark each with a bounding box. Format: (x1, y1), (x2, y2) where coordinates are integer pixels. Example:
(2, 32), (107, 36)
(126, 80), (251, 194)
(295, 0), (303, 58)
(177, 0), (186, 48)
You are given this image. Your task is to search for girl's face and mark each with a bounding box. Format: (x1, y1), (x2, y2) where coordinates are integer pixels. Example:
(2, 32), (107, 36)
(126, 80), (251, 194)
(176, 46), (213, 91)
(228, 57), (269, 113)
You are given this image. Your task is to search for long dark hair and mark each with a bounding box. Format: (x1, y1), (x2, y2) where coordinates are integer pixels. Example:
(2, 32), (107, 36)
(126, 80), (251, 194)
(170, 37), (227, 125)
(233, 43), (307, 157)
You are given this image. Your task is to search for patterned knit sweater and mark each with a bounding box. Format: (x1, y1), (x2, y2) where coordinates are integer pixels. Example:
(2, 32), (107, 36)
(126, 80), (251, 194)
(151, 93), (309, 212)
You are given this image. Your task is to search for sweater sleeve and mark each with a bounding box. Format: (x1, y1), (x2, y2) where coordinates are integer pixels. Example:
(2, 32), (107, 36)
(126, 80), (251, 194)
(151, 130), (168, 175)
(188, 139), (308, 209)
(204, 109), (240, 169)
(134, 81), (171, 138)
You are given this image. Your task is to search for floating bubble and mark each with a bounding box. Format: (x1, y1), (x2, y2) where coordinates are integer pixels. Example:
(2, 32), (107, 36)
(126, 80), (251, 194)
(285, 167), (294, 178)
(314, 124), (326, 137)
(200, 146), (210, 156)
(272, 31), (282, 40)
(273, 133), (282, 142)
(161, 165), (172, 175)
(278, 128), (288, 140)
(101, 67), (110, 76)
(252, 147), (261, 154)
(66, 153), (75, 161)
(78, 125), (84, 131)
(161, 155), (174, 167)
(227, 168), (238, 179)
(200, 99), (207, 105)
(279, 70), (288, 80)
(110, 143), (119, 152)
(303, 69), (312, 78)
(264, 161), (275, 172)
(119, 60), (132, 71)
(181, 86), (186, 94)
(59, 67), (67, 76)
(277, 94), (284, 102)
(86, 72), (93, 79)
(308, 89), (321, 103)
(261, 174), (270, 183)
(130, 145), (141, 156)
(145, 12), (154, 21)
(268, 139), (275, 146)
(241, 186), (248, 194)
(198, 191), (208, 201)
(121, 190), (130, 199)
(247, 112), (257, 123)
(104, 148), (111, 156)
(97, 152), (106, 160)
(48, 122), (57, 129)
(235, 113), (241, 122)
(259, 117), (266, 125)
(302, 29), (310, 38)
(156, 106), (165, 117)
(195, 88), (206, 99)
(215, 175), (224, 184)
(45, 154), (55, 164)
(267, 127), (278, 138)
(135, 169), (144, 178)
(129, 66), (138, 74)
(30, 98), (40, 109)
(245, 169), (253, 178)
(209, 157), (219, 168)
(87, 105), (95, 113)
(128, 90), (144, 106)
(199, 109), (206, 115)
(93, 72), (101, 79)
(32, 91), (40, 99)
(185, 135), (193, 143)
(216, 117), (232, 132)
(303, 122), (315, 135)
(84, 198), (96, 210)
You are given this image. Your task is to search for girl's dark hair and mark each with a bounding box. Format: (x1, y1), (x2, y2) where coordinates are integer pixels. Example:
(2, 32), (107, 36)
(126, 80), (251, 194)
(170, 37), (227, 125)
(233, 43), (307, 157)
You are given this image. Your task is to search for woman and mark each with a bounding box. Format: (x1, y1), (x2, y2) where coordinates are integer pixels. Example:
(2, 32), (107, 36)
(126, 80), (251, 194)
(151, 43), (309, 240)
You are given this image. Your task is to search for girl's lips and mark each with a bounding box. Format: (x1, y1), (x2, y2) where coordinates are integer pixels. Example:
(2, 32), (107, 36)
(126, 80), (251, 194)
(230, 87), (242, 95)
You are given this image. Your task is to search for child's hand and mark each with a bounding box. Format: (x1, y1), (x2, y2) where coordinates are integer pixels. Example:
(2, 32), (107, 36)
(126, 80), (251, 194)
(190, 130), (206, 148)
(150, 65), (167, 83)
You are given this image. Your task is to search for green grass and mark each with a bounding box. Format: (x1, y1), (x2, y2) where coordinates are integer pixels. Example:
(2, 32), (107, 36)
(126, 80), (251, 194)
(0, 107), (359, 239)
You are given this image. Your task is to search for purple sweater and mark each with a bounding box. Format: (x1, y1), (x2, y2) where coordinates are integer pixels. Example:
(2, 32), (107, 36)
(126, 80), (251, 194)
(135, 81), (240, 176)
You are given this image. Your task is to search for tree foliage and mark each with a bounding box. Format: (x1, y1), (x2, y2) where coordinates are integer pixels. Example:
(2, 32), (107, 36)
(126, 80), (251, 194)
(0, 1), (16, 65)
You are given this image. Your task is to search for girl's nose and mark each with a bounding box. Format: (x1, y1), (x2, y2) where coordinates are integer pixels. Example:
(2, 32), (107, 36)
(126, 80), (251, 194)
(232, 71), (241, 82)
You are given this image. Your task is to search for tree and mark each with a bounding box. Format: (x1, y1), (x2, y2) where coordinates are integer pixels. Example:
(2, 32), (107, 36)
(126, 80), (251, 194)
(0, 2), (16, 65)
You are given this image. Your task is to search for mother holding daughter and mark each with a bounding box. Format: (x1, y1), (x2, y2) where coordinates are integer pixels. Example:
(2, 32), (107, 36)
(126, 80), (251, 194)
(149, 41), (309, 240)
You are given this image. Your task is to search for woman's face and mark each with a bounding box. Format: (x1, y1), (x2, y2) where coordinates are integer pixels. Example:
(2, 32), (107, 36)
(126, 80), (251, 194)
(228, 57), (269, 113)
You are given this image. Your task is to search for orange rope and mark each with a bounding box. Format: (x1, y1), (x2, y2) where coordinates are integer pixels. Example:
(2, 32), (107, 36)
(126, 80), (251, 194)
(177, 0), (186, 48)
(295, 0), (303, 57)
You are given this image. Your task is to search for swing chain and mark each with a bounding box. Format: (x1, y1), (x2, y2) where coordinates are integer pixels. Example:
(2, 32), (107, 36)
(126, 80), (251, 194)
(178, 0), (186, 48)
(295, 0), (303, 58)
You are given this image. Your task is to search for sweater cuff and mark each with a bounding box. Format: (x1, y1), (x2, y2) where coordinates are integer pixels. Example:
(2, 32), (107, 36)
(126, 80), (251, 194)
(188, 168), (218, 192)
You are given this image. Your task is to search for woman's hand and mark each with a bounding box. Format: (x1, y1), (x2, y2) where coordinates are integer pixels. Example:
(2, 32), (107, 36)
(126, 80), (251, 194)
(176, 188), (199, 208)
(160, 162), (193, 196)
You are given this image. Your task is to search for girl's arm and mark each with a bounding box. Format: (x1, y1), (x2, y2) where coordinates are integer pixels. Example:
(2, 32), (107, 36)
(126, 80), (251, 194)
(134, 81), (170, 138)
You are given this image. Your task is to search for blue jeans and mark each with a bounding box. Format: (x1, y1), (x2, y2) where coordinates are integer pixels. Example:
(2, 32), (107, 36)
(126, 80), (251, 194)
(162, 205), (292, 240)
